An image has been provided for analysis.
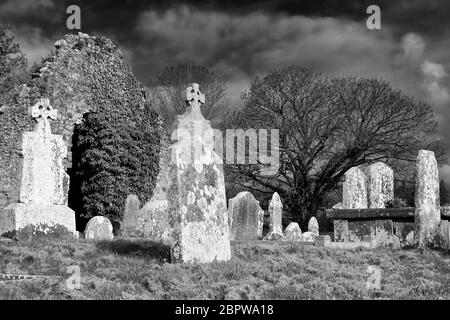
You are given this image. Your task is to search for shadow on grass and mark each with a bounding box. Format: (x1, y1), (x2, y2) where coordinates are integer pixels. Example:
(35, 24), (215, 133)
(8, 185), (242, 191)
(95, 239), (171, 262)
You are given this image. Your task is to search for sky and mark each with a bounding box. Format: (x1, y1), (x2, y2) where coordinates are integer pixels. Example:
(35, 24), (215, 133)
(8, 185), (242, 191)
(1, 0), (450, 180)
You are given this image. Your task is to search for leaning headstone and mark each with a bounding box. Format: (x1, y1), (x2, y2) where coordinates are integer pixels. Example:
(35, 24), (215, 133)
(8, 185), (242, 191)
(228, 191), (263, 241)
(121, 194), (141, 237)
(414, 150), (441, 247)
(366, 162), (394, 209)
(308, 217), (319, 236)
(144, 84), (231, 263)
(84, 216), (114, 240)
(0, 99), (76, 240)
(267, 192), (283, 239)
(284, 222), (302, 241)
(343, 167), (367, 209)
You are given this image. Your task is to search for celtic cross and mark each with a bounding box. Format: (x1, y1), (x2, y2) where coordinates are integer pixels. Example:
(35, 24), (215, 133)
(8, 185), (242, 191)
(185, 83), (205, 117)
(29, 98), (58, 133)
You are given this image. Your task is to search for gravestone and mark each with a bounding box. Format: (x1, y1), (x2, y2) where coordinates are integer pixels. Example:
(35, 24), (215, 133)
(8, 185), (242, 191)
(440, 220), (450, 249)
(414, 150), (440, 247)
(335, 167), (367, 242)
(136, 138), (174, 242)
(0, 99), (76, 239)
(365, 162), (395, 246)
(308, 217), (319, 236)
(84, 216), (114, 240)
(366, 162), (394, 209)
(267, 192), (283, 238)
(121, 194), (141, 237)
(144, 84), (231, 263)
(343, 167), (367, 209)
(284, 222), (302, 241)
(228, 191), (262, 241)
(302, 231), (316, 242)
(257, 207), (264, 239)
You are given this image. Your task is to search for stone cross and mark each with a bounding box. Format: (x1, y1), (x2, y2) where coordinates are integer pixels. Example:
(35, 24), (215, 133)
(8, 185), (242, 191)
(29, 98), (58, 133)
(185, 83), (205, 116)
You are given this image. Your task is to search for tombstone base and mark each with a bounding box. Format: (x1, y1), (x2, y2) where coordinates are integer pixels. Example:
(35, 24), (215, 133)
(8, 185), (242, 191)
(0, 203), (76, 240)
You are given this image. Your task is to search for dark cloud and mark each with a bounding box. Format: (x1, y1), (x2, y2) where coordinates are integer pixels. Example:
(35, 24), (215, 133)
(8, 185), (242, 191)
(1, 0), (450, 179)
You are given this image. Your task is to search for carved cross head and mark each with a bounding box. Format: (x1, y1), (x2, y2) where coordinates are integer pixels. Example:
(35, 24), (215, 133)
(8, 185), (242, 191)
(29, 98), (58, 122)
(185, 83), (205, 110)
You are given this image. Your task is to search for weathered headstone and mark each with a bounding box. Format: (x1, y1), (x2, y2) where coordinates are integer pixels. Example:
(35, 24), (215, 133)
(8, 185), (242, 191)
(335, 167), (367, 242)
(302, 231), (316, 242)
(84, 216), (113, 240)
(228, 191), (262, 241)
(366, 162), (394, 209)
(343, 167), (367, 209)
(414, 150), (440, 247)
(267, 192), (283, 238)
(284, 222), (302, 241)
(0, 99), (76, 239)
(439, 220), (450, 249)
(308, 217), (319, 236)
(121, 194), (141, 237)
(137, 139), (172, 242)
(257, 208), (264, 239)
(143, 84), (231, 263)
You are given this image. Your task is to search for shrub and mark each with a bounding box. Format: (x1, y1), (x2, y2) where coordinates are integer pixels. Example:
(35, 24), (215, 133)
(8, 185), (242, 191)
(74, 103), (163, 221)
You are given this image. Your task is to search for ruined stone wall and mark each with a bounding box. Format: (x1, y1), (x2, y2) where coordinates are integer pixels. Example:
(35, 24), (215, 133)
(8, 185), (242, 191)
(0, 32), (160, 211)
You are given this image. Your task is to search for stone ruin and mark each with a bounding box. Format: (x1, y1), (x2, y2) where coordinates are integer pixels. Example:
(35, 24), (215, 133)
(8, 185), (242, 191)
(328, 151), (450, 249)
(121, 84), (231, 263)
(0, 99), (76, 239)
(0, 32), (162, 226)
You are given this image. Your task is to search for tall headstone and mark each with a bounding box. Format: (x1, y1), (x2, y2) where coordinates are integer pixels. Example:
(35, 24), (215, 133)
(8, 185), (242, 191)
(335, 166), (367, 242)
(142, 84), (230, 263)
(366, 162), (394, 209)
(122, 194), (141, 237)
(414, 150), (440, 247)
(228, 191), (263, 241)
(267, 192), (283, 238)
(257, 207), (264, 239)
(0, 99), (76, 239)
(308, 216), (319, 236)
(343, 167), (368, 209)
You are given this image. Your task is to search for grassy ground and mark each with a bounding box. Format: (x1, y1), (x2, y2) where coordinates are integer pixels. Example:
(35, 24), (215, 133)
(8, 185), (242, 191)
(0, 237), (449, 300)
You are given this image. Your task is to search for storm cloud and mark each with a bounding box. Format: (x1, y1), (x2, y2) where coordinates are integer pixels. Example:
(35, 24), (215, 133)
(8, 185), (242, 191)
(1, 0), (450, 180)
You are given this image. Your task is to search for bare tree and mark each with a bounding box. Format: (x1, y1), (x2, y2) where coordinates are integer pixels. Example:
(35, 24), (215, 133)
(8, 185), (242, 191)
(146, 64), (229, 128)
(227, 65), (445, 225)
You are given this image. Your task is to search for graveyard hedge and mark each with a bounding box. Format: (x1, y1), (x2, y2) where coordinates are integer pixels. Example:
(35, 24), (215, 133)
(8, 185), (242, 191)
(74, 102), (164, 222)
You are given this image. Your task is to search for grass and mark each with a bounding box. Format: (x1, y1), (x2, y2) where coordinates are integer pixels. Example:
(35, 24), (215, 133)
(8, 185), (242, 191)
(0, 237), (449, 300)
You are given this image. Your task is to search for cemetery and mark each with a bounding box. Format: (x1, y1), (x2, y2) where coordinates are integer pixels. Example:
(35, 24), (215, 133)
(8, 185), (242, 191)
(0, 31), (449, 300)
